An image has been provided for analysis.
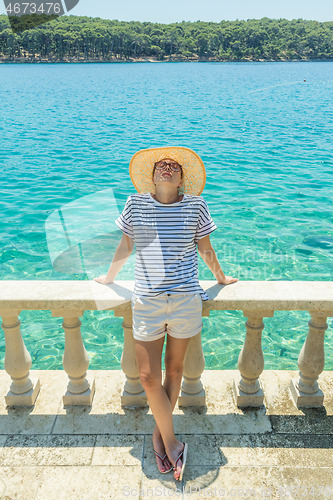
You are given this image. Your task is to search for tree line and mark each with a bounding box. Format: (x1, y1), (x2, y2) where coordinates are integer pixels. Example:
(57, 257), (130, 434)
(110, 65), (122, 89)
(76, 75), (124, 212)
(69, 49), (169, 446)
(0, 15), (332, 62)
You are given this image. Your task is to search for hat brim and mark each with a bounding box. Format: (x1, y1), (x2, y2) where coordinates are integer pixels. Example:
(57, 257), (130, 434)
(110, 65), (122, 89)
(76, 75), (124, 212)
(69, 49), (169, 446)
(129, 147), (206, 196)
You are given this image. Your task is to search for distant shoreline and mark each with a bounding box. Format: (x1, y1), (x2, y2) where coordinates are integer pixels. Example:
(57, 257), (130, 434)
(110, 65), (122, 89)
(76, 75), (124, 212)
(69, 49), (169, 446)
(1, 17), (332, 63)
(1, 57), (332, 64)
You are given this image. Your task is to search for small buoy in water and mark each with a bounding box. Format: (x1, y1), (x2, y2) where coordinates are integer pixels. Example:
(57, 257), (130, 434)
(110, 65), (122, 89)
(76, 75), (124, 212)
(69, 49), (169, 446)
(304, 79), (306, 82)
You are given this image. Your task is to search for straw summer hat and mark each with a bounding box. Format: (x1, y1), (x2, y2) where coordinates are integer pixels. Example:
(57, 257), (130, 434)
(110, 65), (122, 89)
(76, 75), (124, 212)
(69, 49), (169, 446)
(129, 147), (206, 196)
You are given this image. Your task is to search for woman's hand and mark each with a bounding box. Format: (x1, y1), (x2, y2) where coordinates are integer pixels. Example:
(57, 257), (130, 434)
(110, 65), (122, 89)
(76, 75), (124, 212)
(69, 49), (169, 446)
(93, 275), (113, 285)
(217, 276), (239, 285)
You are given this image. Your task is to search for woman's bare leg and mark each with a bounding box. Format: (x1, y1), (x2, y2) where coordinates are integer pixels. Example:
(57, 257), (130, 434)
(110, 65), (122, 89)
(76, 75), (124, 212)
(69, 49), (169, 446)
(153, 335), (191, 471)
(164, 334), (191, 407)
(135, 336), (190, 479)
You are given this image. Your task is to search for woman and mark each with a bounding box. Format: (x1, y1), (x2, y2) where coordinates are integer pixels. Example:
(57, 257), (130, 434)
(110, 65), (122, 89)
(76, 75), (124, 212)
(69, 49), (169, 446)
(94, 147), (238, 481)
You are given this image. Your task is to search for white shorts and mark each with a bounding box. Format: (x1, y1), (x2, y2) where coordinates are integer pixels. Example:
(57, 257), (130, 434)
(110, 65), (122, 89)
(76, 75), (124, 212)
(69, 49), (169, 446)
(131, 293), (203, 342)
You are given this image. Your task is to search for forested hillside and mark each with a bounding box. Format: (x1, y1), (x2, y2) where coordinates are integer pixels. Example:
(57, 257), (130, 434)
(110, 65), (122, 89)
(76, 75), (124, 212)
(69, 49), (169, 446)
(0, 15), (332, 62)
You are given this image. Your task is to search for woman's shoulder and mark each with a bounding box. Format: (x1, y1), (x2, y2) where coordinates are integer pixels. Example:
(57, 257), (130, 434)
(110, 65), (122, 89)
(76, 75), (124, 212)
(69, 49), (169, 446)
(184, 194), (206, 205)
(127, 192), (150, 202)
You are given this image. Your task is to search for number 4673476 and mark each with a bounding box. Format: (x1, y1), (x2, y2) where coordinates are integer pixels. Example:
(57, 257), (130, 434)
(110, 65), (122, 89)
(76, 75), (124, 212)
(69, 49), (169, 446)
(6, 2), (62, 15)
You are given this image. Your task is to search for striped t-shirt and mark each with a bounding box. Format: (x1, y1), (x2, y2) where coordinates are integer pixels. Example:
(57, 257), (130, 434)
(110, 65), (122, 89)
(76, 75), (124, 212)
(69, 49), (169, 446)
(115, 193), (217, 301)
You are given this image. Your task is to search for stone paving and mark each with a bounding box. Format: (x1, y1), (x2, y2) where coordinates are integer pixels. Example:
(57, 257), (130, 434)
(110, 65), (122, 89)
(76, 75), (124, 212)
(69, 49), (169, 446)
(0, 370), (332, 500)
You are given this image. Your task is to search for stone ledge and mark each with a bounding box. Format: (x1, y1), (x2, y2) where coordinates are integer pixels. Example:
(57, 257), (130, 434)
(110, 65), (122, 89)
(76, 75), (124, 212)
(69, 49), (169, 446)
(0, 280), (333, 312)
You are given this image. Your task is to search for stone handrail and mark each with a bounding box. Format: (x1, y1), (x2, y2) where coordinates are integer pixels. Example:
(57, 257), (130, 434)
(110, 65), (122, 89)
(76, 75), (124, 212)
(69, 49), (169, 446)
(0, 280), (332, 409)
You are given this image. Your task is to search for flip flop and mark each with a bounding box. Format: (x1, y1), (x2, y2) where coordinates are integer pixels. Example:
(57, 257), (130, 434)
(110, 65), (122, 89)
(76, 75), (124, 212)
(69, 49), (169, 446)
(154, 450), (173, 474)
(173, 442), (188, 481)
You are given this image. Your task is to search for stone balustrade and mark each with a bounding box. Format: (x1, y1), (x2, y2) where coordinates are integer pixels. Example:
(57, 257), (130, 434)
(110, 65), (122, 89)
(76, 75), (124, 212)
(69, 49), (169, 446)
(0, 280), (332, 409)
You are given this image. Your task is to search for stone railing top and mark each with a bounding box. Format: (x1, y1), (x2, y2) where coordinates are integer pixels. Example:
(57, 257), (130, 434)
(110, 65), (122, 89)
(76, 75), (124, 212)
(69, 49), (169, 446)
(0, 280), (332, 314)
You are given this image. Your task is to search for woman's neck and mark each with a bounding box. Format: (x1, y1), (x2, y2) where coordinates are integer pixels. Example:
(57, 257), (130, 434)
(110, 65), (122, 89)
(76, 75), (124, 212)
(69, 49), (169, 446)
(151, 190), (183, 204)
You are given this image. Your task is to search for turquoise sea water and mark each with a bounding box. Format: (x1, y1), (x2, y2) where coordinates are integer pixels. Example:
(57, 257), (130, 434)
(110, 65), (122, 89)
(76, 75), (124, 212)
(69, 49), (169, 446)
(0, 61), (332, 370)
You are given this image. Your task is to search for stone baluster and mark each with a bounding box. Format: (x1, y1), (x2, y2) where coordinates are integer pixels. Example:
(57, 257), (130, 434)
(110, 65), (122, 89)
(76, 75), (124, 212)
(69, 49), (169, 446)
(52, 310), (95, 405)
(179, 330), (206, 407)
(290, 311), (330, 407)
(233, 309), (274, 407)
(1, 311), (40, 406)
(114, 305), (146, 406)
(179, 301), (209, 407)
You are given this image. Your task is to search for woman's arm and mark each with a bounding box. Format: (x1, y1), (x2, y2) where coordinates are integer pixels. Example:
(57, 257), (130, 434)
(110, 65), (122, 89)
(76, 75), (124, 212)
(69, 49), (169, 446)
(197, 235), (238, 285)
(94, 233), (134, 284)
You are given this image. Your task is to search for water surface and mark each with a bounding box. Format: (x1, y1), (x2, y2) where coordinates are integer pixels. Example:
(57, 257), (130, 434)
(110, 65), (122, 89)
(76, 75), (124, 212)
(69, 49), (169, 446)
(0, 62), (332, 369)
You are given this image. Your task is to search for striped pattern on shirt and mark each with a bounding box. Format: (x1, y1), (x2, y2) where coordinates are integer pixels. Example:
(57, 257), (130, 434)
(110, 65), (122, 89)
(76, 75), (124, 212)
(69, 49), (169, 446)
(115, 193), (217, 301)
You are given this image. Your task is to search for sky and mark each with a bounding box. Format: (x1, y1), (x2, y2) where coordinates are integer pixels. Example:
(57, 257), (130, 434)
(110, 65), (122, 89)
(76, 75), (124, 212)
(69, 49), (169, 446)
(1, 0), (332, 21)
